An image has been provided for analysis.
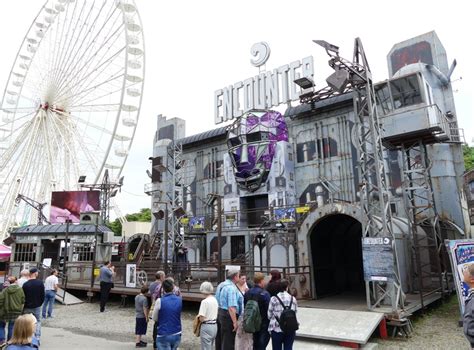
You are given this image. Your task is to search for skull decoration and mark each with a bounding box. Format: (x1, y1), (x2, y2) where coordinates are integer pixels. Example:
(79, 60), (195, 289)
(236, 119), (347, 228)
(227, 110), (289, 192)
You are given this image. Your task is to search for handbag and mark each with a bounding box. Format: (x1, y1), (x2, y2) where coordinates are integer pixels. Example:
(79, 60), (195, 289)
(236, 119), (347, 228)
(193, 315), (202, 337)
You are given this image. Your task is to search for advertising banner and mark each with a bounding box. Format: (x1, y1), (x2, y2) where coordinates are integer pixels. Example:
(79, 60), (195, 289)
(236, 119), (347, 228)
(189, 216), (205, 230)
(274, 207), (296, 223)
(50, 191), (100, 223)
(445, 239), (474, 314)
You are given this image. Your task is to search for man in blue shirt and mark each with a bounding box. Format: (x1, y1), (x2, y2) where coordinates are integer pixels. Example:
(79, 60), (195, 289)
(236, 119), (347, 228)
(99, 261), (115, 312)
(244, 272), (271, 350)
(215, 268), (240, 350)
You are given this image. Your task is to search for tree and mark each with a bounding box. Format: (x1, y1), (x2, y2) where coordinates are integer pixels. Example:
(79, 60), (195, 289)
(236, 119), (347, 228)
(464, 145), (474, 172)
(107, 208), (152, 236)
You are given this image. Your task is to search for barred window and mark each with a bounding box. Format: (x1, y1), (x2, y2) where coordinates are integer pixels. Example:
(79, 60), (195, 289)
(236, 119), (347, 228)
(14, 243), (37, 262)
(72, 243), (94, 261)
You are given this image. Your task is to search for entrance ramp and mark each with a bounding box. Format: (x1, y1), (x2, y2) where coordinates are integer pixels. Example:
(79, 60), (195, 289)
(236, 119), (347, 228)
(296, 307), (384, 345)
(55, 288), (83, 305)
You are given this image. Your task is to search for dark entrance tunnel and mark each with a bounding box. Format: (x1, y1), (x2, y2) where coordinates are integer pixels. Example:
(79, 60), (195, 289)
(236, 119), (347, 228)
(310, 214), (364, 298)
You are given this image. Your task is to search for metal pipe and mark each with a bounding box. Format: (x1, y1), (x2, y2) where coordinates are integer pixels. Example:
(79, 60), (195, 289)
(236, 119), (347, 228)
(164, 205), (169, 275)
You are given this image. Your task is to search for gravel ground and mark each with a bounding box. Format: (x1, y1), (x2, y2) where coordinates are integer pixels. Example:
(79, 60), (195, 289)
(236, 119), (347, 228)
(43, 298), (200, 349)
(44, 294), (469, 349)
(376, 295), (469, 349)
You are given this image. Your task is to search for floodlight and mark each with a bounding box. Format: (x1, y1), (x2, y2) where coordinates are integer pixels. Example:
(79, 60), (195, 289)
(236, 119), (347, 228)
(110, 188), (119, 197)
(118, 176), (124, 186)
(294, 77), (315, 90)
(78, 175), (86, 183)
(326, 68), (349, 93)
(146, 170), (152, 178)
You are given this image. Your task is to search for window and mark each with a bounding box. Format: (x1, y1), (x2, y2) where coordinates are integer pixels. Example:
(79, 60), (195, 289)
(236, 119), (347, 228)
(72, 243), (94, 261)
(375, 83), (393, 115)
(14, 243), (36, 262)
(390, 75), (422, 109)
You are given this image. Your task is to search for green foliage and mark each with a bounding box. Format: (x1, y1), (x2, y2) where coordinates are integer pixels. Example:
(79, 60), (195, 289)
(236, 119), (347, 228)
(107, 208), (151, 236)
(464, 145), (474, 172)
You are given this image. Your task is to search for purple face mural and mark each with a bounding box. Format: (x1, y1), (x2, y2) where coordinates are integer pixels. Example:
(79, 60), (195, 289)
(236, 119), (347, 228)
(227, 110), (288, 192)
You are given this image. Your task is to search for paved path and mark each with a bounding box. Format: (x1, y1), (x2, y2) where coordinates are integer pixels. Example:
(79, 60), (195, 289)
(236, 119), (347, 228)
(42, 326), (379, 350)
(42, 327), (136, 349)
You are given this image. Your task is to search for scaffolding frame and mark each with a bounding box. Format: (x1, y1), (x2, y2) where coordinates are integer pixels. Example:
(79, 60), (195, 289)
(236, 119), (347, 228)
(401, 140), (444, 309)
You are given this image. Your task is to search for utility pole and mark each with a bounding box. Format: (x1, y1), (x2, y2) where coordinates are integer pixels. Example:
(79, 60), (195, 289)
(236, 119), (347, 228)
(91, 219), (99, 289)
(216, 195), (223, 283)
(64, 219), (71, 278)
(208, 193), (223, 282)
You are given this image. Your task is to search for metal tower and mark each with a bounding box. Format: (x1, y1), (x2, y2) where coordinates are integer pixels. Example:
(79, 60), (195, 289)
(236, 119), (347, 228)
(299, 38), (403, 311)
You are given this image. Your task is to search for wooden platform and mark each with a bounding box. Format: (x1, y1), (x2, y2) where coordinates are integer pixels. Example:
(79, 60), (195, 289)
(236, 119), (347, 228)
(63, 282), (204, 302)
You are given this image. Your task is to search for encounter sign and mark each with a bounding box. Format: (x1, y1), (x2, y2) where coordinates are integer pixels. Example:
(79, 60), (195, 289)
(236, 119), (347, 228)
(445, 239), (474, 315)
(362, 237), (395, 282)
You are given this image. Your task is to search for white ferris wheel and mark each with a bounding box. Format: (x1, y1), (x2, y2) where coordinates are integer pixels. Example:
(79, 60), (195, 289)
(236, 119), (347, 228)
(0, 0), (145, 238)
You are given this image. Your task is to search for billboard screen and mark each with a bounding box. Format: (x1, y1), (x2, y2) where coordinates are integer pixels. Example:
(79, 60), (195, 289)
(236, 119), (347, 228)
(50, 191), (100, 223)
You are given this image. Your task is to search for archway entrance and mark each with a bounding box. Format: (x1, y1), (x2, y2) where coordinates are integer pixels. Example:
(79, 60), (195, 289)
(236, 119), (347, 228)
(310, 214), (364, 299)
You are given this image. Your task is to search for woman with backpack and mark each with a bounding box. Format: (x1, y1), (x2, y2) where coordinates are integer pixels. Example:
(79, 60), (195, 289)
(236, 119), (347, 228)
(267, 280), (298, 350)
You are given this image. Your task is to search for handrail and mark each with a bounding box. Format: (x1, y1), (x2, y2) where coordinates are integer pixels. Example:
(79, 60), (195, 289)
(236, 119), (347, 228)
(133, 234), (148, 265)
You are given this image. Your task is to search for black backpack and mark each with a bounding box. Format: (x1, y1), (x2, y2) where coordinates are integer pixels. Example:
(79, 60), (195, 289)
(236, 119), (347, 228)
(275, 295), (299, 333)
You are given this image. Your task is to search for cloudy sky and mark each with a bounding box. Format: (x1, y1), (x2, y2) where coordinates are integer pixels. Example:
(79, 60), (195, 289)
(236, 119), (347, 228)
(1, 0), (472, 216)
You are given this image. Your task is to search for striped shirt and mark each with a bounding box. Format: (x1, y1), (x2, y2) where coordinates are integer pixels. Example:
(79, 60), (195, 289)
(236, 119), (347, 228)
(267, 291), (297, 333)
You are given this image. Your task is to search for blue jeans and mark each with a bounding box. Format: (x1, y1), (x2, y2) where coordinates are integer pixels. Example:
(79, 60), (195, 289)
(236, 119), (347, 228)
(23, 307), (41, 339)
(0, 320), (14, 342)
(271, 330), (295, 350)
(253, 322), (270, 350)
(42, 290), (56, 318)
(156, 333), (181, 350)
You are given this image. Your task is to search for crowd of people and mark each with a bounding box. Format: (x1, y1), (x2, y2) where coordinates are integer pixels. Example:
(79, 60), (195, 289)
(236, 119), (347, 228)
(127, 267), (298, 350)
(0, 267), (59, 349)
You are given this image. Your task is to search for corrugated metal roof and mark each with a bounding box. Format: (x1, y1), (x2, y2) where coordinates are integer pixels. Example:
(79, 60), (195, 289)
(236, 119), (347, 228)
(11, 224), (112, 235)
(178, 126), (228, 148)
(285, 93), (353, 118)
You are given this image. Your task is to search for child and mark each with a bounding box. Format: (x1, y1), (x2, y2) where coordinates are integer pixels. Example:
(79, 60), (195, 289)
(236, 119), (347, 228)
(135, 285), (149, 348)
(6, 314), (39, 350)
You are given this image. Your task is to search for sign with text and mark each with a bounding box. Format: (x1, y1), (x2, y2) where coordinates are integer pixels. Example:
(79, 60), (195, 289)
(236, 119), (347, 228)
(445, 239), (474, 315)
(362, 237), (395, 282)
(214, 56), (314, 124)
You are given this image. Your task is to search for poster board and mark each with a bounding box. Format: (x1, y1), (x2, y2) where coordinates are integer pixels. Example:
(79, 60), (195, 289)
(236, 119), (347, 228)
(362, 237), (395, 282)
(445, 239), (474, 315)
(126, 264), (137, 288)
(274, 207), (296, 223)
